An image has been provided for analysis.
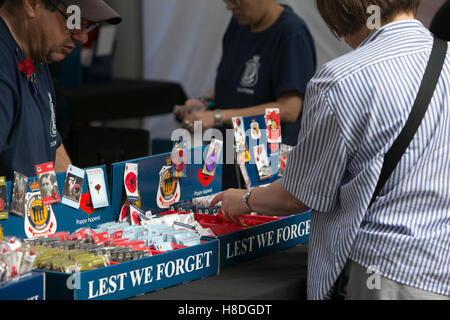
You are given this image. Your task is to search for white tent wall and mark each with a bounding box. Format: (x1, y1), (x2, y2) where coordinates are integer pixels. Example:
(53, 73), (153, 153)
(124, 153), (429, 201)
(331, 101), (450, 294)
(141, 0), (351, 99)
(139, 0), (351, 141)
(106, 0), (446, 142)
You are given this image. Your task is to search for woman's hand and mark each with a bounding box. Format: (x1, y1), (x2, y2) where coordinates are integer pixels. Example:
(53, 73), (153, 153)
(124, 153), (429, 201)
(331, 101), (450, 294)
(209, 189), (250, 224)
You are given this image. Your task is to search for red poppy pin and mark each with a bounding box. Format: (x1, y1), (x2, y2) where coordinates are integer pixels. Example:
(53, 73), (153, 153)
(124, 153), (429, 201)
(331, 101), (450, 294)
(19, 59), (38, 95)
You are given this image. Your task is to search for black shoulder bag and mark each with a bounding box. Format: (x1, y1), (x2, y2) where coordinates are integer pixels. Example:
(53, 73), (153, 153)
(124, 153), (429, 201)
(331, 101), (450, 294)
(369, 38), (448, 208)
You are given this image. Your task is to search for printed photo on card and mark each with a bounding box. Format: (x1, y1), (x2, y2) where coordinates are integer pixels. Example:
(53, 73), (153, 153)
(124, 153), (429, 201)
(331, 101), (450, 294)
(36, 162), (60, 205)
(232, 116), (246, 153)
(253, 144), (272, 181)
(265, 108), (282, 144)
(202, 138), (223, 177)
(86, 168), (109, 209)
(61, 165), (85, 209)
(250, 120), (261, 140)
(124, 163), (139, 202)
(171, 141), (187, 179)
(0, 177), (8, 220)
(10, 171), (28, 217)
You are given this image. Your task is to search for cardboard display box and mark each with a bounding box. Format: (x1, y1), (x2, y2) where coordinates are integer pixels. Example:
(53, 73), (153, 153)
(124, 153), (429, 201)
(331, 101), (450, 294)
(0, 272), (45, 300)
(43, 240), (218, 300)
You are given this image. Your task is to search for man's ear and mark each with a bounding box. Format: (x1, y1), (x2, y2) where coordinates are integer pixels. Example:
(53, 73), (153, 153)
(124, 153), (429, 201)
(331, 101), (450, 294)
(22, 0), (43, 19)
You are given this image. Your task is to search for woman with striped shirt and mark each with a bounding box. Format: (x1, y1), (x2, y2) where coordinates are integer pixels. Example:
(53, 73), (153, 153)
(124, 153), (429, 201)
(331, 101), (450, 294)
(211, 0), (450, 300)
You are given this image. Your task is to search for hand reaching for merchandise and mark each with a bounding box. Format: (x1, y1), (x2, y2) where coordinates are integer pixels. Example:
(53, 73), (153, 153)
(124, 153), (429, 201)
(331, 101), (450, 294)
(209, 189), (250, 225)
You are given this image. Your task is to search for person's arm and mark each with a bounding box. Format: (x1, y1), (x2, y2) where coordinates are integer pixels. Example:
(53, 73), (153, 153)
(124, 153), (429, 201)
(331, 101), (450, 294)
(183, 91), (303, 130)
(209, 180), (309, 224)
(221, 91), (303, 125)
(54, 144), (71, 173)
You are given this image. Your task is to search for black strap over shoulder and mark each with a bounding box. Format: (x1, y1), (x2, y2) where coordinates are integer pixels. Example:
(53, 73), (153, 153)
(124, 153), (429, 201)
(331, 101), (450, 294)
(369, 38), (448, 208)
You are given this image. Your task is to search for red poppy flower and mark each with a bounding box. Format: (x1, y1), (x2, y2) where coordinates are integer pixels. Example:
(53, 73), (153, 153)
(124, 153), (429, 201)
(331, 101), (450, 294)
(125, 172), (137, 193)
(19, 60), (36, 76)
(95, 184), (101, 194)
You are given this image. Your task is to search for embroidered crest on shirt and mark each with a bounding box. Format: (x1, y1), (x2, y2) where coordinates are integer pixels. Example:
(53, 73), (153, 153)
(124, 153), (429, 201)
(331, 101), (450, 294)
(239, 55), (260, 90)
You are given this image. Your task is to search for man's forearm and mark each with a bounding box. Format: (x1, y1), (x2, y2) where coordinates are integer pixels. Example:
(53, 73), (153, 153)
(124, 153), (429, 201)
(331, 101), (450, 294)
(55, 144), (72, 173)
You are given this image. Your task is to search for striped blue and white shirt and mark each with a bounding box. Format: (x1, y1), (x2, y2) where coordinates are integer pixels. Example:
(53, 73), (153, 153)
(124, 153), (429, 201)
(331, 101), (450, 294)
(281, 19), (450, 300)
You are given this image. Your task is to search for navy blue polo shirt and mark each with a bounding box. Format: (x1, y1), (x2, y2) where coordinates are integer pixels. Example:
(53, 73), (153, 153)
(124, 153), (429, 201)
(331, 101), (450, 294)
(0, 17), (62, 180)
(215, 5), (317, 146)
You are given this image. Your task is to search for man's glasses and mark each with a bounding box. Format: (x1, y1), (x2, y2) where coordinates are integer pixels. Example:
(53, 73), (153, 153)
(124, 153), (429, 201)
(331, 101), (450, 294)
(223, 0), (241, 7)
(51, 1), (99, 34)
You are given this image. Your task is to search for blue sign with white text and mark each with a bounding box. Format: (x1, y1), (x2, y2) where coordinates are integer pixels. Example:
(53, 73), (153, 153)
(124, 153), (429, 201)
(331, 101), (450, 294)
(73, 240), (218, 300)
(219, 212), (311, 268)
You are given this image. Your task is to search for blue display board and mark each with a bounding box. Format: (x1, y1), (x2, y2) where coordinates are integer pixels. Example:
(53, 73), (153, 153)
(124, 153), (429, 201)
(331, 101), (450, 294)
(0, 272), (45, 300)
(110, 146), (222, 217)
(239, 114), (280, 187)
(1, 166), (115, 239)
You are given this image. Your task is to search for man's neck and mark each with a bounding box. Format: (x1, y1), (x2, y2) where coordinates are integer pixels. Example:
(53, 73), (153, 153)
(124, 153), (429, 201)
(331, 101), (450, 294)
(250, 3), (284, 33)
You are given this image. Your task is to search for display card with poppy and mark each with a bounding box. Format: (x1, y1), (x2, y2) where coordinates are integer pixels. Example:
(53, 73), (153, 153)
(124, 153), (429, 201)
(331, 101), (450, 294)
(124, 163), (139, 203)
(86, 168), (109, 209)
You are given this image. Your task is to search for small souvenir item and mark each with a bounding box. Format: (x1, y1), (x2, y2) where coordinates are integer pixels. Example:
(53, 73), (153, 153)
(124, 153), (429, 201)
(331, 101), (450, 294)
(61, 165), (85, 209)
(238, 162), (252, 189)
(35, 162), (60, 205)
(10, 171), (28, 218)
(232, 116), (247, 153)
(0, 177), (8, 220)
(24, 189), (58, 238)
(130, 204), (143, 226)
(253, 144), (272, 181)
(156, 158), (181, 209)
(86, 168), (109, 209)
(202, 138), (223, 177)
(265, 108), (282, 144)
(124, 163), (139, 202)
(118, 200), (130, 223)
(250, 119), (261, 140)
(278, 144), (294, 177)
(19, 59), (37, 96)
(171, 140), (187, 178)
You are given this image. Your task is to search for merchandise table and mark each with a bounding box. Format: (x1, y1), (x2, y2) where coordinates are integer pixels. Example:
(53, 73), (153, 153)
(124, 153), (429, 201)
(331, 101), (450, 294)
(130, 244), (309, 300)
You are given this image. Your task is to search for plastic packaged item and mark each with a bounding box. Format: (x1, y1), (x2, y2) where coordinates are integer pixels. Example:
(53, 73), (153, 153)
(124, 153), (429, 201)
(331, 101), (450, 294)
(0, 262), (7, 282)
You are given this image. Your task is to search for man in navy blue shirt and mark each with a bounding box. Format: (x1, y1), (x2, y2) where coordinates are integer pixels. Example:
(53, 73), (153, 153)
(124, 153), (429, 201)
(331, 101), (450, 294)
(0, 0), (121, 180)
(177, 0), (316, 189)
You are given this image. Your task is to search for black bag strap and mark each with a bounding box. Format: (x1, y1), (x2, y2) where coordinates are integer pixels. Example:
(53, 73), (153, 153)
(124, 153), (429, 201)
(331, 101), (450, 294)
(369, 38), (448, 208)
